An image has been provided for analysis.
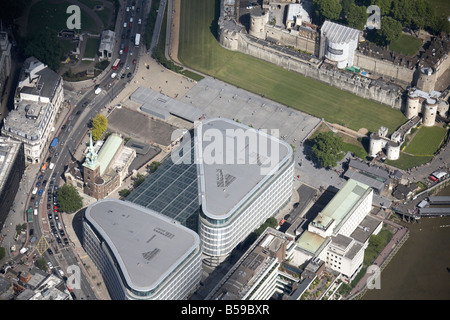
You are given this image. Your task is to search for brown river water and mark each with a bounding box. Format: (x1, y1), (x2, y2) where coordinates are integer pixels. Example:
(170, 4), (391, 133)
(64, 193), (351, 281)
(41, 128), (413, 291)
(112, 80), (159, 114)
(363, 186), (450, 299)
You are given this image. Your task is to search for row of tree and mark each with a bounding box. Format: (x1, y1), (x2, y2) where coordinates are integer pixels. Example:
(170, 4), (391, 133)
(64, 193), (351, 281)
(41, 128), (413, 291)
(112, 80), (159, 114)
(312, 0), (450, 46)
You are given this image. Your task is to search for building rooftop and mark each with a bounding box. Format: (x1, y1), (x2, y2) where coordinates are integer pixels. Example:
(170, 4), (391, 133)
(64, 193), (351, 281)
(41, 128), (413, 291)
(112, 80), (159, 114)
(197, 118), (292, 219)
(85, 199), (200, 293)
(321, 20), (360, 44)
(2, 100), (50, 140)
(312, 179), (371, 232)
(99, 30), (115, 53)
(0, 137), (22, 192)
(209, 229), (289, 300)
(126, 130), (200, 230)
(97, 133), (123, 176)
(296, 230), (327, 255)
(131, 87), (203, 122)
(18, 57), (62, 100)
(350, 215), (382, 244)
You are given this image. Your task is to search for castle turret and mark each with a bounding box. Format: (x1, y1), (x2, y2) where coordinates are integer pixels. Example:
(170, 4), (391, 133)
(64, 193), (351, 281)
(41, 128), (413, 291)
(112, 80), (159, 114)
(386, 141), (400, 160)
(416, 67), (437, 93)
(249, 8), (269, 39)
(369, 132), (385, 157)
(406, 89), (421, 119)
(422, 98), (438, 127)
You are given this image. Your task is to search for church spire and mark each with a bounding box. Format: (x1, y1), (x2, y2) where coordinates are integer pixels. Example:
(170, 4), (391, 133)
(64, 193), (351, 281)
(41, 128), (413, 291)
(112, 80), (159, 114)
(84, 130), (98, 167)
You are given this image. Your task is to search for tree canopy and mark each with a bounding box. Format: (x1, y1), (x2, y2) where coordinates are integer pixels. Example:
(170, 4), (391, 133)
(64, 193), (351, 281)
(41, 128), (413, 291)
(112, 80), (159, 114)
(346, 3), (368, 30)
(310, 131), (345, 169)
(377, 16), (403, 46)
(57, 184), (83, 214)
(313, 0), (342, 23)
(24, 30), (64, 72)
(316, 0), (450, 42)
(91, 114), (108, 141)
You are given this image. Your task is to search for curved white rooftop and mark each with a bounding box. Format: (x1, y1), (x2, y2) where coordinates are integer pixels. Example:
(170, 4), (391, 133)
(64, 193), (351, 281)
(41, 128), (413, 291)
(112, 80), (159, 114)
(196, 118), (292, 220)
(84, 199), (200, 292)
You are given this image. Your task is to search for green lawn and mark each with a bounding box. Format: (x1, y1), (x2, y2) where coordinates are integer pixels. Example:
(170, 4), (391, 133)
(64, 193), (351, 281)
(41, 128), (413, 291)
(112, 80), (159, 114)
(403, 126), (447, 156)
(84, 38), (99, 58)
(178, 0), (406, 134)
(389, 34), (422, 57)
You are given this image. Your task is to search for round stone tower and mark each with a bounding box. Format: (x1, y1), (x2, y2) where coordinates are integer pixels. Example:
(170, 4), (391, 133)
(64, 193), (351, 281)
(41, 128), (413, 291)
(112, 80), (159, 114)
(249, 8), (269, 39)
(406, 89), (421, 119)
(422, 98), (438, 127)
(369, 132), (384, 157)
(386, 141), (400, 160)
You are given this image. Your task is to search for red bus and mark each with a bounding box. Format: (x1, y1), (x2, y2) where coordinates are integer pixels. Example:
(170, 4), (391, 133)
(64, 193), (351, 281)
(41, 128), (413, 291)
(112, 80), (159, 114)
(112, 58), (121, 70)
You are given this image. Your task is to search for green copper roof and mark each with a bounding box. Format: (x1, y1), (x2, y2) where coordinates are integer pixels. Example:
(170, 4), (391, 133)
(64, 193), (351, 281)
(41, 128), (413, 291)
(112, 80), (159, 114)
(313, 179), (370, 231)
(296, 231), (326, 254)
(97, 134), (123, 176)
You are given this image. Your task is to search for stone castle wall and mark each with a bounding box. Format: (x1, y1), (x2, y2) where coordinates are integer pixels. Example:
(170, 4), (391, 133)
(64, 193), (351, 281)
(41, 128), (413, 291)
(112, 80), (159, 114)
(353, 52), (416, 85)
(218, 16), (403, 110)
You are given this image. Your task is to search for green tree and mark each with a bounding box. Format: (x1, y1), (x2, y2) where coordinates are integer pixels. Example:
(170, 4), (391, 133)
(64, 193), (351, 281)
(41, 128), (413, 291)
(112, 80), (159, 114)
(391, 0), (414, 27)
(149, 161), (161, 172)
(133, 173), (146, 188)
(430, 15), (450, 34)
(377, 16), (402, 46)
(368, 233), (384, 249)
(118, 189), (131, 198)
(346, 4), (368, 30)
(57, 184), (83, 214)
(24, 30), (64, 72)
(313, 0), (342, 23)
(311, 131), (344, 169)
(91, 114), (108, 141)
(371, 0), (393, 16)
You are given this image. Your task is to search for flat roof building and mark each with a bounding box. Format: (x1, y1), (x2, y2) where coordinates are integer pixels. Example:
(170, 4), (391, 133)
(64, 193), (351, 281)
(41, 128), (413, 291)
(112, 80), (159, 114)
(197, 118), (294, 266)
(82, 199), (202, 300)
(291, 179), (374, 282)
(309, 179), (373, 238)
(206, 228), (295, 300)
(0, 137), (25, 233)
(1, 57), (64, 164)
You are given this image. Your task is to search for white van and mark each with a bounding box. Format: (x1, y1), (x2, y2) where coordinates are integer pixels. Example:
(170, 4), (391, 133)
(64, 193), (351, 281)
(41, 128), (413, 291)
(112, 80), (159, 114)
(57, 221), (62, 230)
(32, 187), (38, 195)
(94, 87), (102, 95)
(34, 209), (38, 216)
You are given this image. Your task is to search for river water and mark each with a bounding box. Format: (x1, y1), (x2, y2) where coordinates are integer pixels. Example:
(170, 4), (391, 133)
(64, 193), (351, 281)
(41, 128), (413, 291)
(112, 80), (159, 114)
(363, 186), (450, 300)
